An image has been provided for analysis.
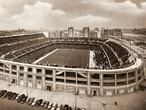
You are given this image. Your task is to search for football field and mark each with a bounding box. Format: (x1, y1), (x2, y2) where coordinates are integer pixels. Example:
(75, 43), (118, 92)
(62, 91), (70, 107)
(38, 49), (90, 68)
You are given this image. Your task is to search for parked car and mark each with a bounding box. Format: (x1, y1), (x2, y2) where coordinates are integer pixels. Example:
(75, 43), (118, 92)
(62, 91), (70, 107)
(21, 96), (28, 104)
(43, 101), (50, 108)
(47, 103), (53, 110)
(3, 92), (12, 98)
(63, 104), (69, 110)
(51, 102), (58, 110)
(56, 104), (63, 110)
(17, 94), (25, 103)
(11, 93), (18, 100)
(40, 100), (45, 107)
(28, 97), (35, 105)
(31, 99), (37, 106)
(34, 99), (43, 107)
(8, 92), (15, 100)
(15, 94), (21, 100)
(0, 90), (75, 110)
(60, 104), (64, 110)
(68, 106), (72, 110)
(0, 90), (7, 97)
(25, 98), (30, 103)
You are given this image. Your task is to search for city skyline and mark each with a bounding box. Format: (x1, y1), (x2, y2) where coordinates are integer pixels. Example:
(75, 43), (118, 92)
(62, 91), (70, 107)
(0, 0), (145, 30)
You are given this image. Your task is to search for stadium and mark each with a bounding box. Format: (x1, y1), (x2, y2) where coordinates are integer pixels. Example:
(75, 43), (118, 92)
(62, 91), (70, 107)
(0, 31), (145, 97)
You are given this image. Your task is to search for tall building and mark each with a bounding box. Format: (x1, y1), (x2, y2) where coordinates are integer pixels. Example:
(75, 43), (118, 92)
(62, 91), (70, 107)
(60, 31), (63, 38)
(83, 27), (89, 37)
(109, 29), (122, 36)
(68, 27), (74, 37)
(101, 29), (110, 38)
(89, 31), (98, 38)
(94, 27), (100, 38)
(75, 31), (80, 37)
(133, 28), (146, 35)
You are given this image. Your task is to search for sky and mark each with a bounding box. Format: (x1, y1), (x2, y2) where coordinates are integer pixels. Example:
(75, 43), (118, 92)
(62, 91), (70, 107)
(0, 0), (145, 30)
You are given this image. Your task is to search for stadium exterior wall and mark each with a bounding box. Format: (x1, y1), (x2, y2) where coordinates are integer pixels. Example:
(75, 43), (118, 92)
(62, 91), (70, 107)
(0, 58), (144, 96)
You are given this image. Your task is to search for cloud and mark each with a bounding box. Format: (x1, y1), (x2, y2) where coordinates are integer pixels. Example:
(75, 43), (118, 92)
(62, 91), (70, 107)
(69, 15), (110, 27)
(83, 0), (145, 15)
(0, 0), (49, 15)
(0, 6), (7, 17)
(141, 2), (146, 10)
(81, 0), (146, 28)
(0, 1), (67, 30)
(0, 0), (145, 29)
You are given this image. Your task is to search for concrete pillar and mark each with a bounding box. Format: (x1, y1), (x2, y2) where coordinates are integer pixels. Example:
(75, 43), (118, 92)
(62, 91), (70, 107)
(16, 65), (19, 85)
(75, 72), (78, 93)
(23, 66), (27, 87)
(53, 70), (56, 91)
(141, 67), (144, 81)
(32, 75), (36, 88)
(100, 73), (103, 96)
(9, 64), (12, 83)
(135, 70), (138, 89)
(115, 73), (117, 95)
(32, 67), (36, 88)
(32, 67), (36, 73)
(142, 66), (145, 79)
(135, 70), (138, 82)
(24, 72), (27, 87)
(64, 72), (66, 90)
(42, 69), (45, 90)
(127, 72), (129, 92)
(87, 72), (91, 96)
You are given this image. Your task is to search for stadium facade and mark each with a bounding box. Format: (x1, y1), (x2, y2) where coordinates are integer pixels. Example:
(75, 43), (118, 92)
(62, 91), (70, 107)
(0, 28), (145, 96)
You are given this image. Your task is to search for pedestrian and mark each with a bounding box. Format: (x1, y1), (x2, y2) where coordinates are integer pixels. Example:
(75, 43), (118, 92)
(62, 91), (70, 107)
(115, 101), (118, 105)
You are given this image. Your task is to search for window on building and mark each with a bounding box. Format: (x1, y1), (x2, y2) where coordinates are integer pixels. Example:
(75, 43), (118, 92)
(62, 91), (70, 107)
(45, 70), (52, 75)
(45, 77), (52, 81)
(0, 63), (3, 67)
(20, 73), (24, 76)
(19, 66), (24, 71)
(28, 68), (32, 72)
(12, 65), (17, 70)
(37, 69), (42, 73)
(36, 76), (42, 80)
(28, 75), (32, 78)
(12, 72), (17, 75)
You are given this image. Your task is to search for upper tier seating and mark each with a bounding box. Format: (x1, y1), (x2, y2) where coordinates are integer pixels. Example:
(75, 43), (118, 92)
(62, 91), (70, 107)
(0, 33), (45, 45)
(0, 37), (49, 57)
(0, 35), (134, 69)
(106, 41), (131, 67)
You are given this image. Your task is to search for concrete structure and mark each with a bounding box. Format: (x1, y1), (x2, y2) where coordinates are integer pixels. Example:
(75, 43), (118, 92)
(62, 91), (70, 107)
(0, 56), (144, 96)
(0, 34), (145, 97)
(133, 28), (146, 35)
(42, 31), (50, 37)
(83, 27), (89, 38)
(110, 29), (122, 37)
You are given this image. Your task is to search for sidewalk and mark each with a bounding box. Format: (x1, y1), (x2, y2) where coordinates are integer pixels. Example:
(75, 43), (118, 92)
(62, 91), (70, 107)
(0, 80), (146, 110)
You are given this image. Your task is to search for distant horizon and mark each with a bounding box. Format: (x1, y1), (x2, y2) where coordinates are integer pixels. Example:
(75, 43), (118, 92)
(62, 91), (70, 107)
(0, 27), (146, 32)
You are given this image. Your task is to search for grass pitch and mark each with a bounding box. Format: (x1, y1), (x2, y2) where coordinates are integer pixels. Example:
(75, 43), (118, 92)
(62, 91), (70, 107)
(38, 49), (90, 68)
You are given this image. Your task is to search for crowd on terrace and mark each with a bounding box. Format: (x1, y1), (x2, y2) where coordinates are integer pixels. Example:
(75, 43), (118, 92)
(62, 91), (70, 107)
(0, 33), (135, 69)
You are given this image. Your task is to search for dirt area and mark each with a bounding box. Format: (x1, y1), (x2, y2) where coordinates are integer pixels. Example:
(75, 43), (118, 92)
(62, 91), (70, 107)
(0, 80), (146, 110)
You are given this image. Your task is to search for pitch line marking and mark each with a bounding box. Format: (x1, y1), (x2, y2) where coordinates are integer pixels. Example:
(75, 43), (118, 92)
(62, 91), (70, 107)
(33, 49), (58, 64)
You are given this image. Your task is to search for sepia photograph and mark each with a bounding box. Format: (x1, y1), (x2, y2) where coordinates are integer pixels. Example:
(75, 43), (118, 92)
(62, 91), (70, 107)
(0, 0), (146, 110)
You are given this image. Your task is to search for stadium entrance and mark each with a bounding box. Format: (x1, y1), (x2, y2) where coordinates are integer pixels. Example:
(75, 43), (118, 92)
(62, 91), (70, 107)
(46, 86), (51, 91)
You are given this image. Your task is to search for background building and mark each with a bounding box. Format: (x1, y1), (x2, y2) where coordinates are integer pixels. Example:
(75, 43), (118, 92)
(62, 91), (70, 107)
(83, 27), (89, 38)
(68, 27), (74, 37)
